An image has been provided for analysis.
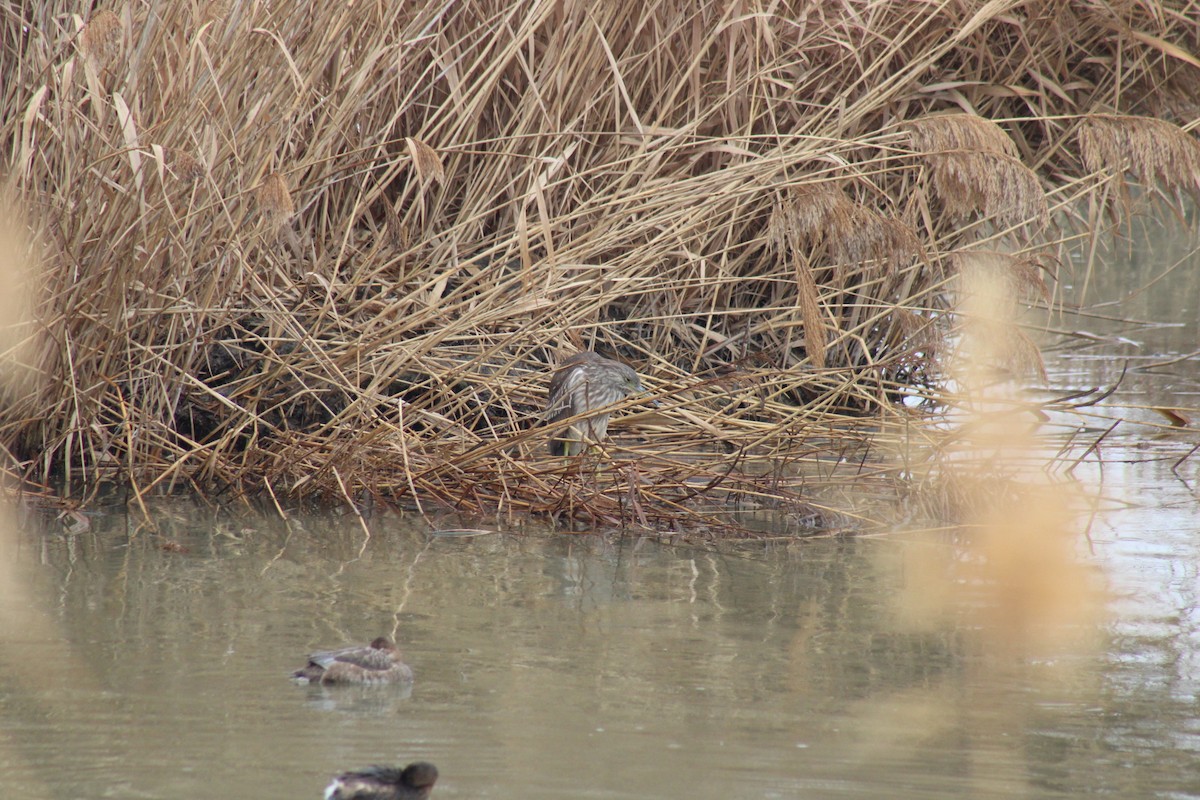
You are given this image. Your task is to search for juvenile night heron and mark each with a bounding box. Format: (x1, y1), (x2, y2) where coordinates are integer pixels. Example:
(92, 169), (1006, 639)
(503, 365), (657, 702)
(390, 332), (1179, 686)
(545, 351), (645, 456)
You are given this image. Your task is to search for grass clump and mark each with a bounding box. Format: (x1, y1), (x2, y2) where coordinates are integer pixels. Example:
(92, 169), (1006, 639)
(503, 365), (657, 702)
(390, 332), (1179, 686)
(1, 2), (1197, 532)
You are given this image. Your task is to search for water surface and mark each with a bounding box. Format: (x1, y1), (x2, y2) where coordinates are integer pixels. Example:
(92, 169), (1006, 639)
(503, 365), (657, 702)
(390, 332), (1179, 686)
(1, 485), (1197, 799)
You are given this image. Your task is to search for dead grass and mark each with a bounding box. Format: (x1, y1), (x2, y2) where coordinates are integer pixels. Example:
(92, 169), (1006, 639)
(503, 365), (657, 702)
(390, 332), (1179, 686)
(1, 1), (1198, 532)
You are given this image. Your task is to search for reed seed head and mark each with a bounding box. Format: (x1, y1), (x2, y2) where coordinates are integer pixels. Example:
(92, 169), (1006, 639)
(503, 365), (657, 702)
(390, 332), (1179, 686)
(80, 10), (122, 60)
(256, 172), (294, 224)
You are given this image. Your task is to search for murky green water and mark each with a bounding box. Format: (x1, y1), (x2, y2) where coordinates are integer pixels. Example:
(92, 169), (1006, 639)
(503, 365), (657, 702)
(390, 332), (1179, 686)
(3, 232), (1199, 799)
(2, 479), (1198, 799)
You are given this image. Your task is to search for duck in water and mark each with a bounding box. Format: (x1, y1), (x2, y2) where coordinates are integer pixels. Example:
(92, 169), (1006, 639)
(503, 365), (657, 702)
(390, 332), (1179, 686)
(325, 761), (438, 800)
(292, 637), (412, 685)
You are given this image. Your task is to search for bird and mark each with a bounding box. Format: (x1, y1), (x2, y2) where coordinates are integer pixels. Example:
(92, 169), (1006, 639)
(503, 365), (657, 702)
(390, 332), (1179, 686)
(545, 350), (645, 456)
(324, 761), (438, 800)
(292, 636), (413, 685)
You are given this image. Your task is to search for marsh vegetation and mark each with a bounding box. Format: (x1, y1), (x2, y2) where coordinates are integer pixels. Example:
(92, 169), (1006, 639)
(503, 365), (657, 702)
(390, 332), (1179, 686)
(2, 1), (1198, 531)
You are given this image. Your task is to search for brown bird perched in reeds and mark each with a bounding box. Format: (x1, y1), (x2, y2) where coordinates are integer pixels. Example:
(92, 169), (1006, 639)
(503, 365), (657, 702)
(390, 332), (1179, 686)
(545, 351), (645, 456)
(324, 761), (438, 800)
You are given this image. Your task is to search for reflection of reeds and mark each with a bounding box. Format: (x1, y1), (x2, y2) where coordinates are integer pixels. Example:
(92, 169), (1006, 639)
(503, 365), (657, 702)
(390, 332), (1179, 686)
(0, 1), (1195, 527)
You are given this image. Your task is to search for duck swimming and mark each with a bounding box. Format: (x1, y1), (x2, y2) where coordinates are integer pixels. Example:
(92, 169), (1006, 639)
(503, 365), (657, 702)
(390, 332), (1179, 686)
(292, 637), (413, 685)
(325, 761), (438, 800)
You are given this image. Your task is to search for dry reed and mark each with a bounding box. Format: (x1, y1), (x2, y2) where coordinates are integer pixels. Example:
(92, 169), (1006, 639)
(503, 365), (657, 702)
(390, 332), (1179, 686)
(1, 1), (1197, 532)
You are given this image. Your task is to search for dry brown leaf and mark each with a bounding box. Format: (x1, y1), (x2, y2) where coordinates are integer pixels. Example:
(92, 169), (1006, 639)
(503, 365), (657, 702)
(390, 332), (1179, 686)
(407, 137), (445, 188)
(1151, 407), (1192, 427)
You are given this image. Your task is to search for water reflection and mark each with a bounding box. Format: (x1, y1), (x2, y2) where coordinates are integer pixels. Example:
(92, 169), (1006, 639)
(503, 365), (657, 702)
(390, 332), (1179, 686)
(298, 681), (414, 715)
(0, 495), (1193, 799)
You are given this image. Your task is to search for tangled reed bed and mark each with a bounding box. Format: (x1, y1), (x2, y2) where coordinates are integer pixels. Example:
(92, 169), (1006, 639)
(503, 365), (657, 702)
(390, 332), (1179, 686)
(2, 1), (1199, 533)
